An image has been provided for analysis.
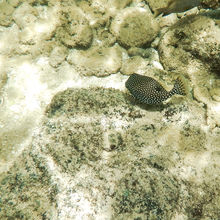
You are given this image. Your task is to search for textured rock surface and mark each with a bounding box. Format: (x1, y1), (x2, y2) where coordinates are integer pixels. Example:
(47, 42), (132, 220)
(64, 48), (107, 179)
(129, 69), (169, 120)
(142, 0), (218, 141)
(158, 14), (220, 127)
(0, 0), (220, 219)
(147, 0), (220, 16)
(55, 7), (93, 48)
(111, 7), (159, 48)
(49, 46), (68, 68)
(201, 0), (220, 9)
(67, 45), (123, 76)
(120, 56), (149, 75)
(159, 15), (220, 73)
(1, 87), (220, 219)
(0, 0), (17, 27)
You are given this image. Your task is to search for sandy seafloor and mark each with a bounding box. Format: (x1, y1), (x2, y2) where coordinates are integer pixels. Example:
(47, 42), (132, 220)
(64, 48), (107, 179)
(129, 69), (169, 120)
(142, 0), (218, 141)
(0, 0), (220, 219)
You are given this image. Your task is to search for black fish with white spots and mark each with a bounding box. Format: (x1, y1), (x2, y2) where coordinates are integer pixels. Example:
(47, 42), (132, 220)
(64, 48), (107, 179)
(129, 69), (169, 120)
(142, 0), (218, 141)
(125, 73), (185, 105)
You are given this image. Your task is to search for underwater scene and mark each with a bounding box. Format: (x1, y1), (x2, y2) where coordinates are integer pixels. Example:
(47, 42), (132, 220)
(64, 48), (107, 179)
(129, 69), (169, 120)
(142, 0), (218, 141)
(0, 0), (220, 219)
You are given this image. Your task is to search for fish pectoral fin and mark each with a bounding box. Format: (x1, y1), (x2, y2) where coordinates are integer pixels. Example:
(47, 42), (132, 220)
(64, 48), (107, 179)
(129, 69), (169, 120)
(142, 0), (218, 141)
(155, 86), (162, 92)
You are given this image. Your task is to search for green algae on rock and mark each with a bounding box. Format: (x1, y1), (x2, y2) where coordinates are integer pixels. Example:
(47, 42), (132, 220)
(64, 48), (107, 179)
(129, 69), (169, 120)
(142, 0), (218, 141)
(1, 0), (220, 218)
(111, 7), (159, 48)
(0, 150), (58, 219)
(1, 85), (220, 219)
(112, 168), (180, 219)
(159, 15), (220, 74)
(45, 87), (142, 118)
(158, 14), (220, 126)
(55, 7), (93, 48)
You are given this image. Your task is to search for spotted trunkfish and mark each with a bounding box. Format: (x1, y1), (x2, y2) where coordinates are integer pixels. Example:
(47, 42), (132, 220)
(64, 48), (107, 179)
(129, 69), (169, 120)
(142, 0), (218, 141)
(125, 73), (185, 105)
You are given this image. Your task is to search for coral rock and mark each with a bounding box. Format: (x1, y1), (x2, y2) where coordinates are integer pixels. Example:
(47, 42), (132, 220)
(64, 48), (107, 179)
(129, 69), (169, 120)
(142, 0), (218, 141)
(111, 7), (159, 48)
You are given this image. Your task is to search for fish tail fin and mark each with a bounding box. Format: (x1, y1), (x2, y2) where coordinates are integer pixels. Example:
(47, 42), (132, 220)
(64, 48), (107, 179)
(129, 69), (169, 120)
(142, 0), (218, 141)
(170, 77), (186, 96)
